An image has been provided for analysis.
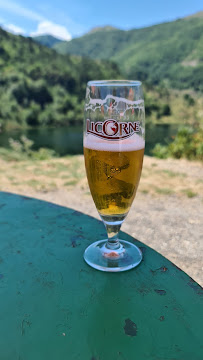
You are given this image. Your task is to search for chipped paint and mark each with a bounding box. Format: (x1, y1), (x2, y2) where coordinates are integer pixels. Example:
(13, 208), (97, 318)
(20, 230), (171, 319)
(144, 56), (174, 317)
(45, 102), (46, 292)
(154, 289), (166, 295)
(151, 266), (168, 274)
(187, 279), (203, 296)
(124, 318), (137, 336)
(71, 240), (77, 248)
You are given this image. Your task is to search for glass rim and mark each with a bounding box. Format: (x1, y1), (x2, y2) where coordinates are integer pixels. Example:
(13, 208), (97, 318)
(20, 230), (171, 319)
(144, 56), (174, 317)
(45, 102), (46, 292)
(87, 80), (142, 87)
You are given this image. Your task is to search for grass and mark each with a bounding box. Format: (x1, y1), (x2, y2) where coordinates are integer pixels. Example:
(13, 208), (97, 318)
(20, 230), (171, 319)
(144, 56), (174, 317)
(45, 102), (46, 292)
(51, 162), (68, 172)
(64, 180), (78, 186)
(141, 189), (149, 194)
(32, 168), (48, 176)
(26, 179), (43, 190)
(161, 170), (187, 178)
(11, 181), (21, 186)
(182, 189), (197, 198)
(153, 168), (187, 178)
(0, 154), (202, 200)
(154, 187), (174, 195)
(24, 178), (57, 192)
(61, 175), (71, 179)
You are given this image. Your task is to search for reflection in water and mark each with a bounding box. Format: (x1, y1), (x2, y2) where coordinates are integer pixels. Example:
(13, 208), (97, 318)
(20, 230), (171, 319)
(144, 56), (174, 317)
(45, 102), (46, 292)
(0, 124), (179, 156)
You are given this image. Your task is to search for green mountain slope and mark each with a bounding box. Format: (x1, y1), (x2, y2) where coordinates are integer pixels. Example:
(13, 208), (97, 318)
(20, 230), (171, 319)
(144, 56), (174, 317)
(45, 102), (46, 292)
(32, 27), (119, 49)
(54, 15), (203, 91)
(33, 35), (63, 48)
(0, 27), (120, 129)
(54, 28), (126, 59)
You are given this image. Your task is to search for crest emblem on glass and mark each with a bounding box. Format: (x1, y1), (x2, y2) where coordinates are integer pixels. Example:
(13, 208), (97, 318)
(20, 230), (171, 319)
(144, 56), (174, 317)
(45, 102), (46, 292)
(83, 80), (145, 272)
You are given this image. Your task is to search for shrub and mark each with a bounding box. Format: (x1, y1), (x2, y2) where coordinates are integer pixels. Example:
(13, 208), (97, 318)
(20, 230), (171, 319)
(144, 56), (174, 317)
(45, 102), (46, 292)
(184, 93), (195, 106)
(152, 127), (203, 161)
(168, 127), (203, 160)
(31, 147), (57, 160)
(151, 143), (169, 159)
(5, 136), (57, 161)
(161, 104), (171, 116)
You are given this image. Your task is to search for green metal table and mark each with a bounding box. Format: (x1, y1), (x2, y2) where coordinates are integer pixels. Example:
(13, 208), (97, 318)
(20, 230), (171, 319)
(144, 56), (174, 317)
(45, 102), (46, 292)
(0, 192), (202, 360)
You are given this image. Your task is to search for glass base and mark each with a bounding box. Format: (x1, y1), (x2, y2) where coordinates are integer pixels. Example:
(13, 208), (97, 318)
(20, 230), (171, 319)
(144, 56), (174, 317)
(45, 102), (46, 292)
(84, 240), (142, 272)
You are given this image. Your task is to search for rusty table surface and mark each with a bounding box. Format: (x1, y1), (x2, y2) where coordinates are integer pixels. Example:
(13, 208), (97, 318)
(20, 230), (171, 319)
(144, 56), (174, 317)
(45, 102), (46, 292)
(0, 191), (202, 360)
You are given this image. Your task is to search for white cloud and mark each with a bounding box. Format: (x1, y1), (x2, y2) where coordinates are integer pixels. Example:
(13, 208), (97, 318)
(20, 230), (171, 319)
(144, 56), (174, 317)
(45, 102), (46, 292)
(3, 23), (25, 35)
(0, 0), (44, 21)
(31, 21), (72, 41)
(0, 1), (72, 40)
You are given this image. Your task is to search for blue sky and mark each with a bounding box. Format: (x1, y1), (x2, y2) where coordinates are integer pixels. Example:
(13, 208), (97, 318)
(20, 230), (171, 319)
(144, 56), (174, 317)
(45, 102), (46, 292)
(0, 0), (202, 40)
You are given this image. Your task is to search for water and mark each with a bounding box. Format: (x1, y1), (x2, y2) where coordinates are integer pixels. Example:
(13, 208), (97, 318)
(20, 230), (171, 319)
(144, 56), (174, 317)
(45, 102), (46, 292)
(0, 124), (179, 156)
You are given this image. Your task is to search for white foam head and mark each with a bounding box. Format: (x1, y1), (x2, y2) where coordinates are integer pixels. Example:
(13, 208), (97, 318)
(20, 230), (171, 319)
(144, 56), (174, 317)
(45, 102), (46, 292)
(84, 133), (145, 152)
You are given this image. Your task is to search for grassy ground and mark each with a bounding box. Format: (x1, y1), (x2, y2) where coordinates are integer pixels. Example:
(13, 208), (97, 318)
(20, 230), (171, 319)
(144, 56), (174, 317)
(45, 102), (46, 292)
(0, 155), (202, 199)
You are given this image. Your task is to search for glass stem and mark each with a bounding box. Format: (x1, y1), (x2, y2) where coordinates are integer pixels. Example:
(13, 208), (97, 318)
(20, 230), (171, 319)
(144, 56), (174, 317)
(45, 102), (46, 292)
(105, 223), (122, 250)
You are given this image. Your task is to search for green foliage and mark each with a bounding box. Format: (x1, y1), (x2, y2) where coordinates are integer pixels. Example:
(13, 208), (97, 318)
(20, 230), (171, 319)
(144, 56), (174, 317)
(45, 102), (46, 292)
(9, 135), (33, 156)
(0, 147), (24, 161)
(168, 127), (203, 160)
(1, 17), (203, 154)
(152, 127), (203, 161)
(52, 16), (203, 91)
(182, 189), (197, 198)
(31, 148), (57, 160)
(0, 135), (57, 161)
(184, 93), (195, 106)
(161, 104), (171, 116)
(0, 27), (121, 129)
(145, 93), (171, 119)
(151, 144), (169, 159)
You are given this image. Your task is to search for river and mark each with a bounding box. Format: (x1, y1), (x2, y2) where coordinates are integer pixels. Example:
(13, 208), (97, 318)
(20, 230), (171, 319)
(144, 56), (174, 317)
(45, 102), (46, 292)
(0, 124), (179, 156)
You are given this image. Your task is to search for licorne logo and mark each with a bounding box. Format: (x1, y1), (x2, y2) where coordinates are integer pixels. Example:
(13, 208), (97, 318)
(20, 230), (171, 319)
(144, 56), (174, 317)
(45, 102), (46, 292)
(86, 119), (140, 140)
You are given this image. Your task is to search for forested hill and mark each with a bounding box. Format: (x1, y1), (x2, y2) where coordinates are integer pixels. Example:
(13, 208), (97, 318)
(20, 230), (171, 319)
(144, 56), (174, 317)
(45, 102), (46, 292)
(33, 35), (63, 48)
(51, 14), (203, 91)
(0, 27), (120, 129)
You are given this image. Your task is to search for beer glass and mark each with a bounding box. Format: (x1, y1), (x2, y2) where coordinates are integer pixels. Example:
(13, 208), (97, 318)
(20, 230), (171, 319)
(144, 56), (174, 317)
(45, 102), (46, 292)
(83, 80), (145, 272)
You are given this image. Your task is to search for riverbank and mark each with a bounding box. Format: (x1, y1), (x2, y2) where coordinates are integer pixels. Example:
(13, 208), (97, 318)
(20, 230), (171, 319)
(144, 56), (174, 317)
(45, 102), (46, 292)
(0, 154), (202, 285)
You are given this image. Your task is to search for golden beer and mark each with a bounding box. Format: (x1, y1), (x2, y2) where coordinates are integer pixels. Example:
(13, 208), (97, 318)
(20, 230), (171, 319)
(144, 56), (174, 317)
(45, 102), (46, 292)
(84, 134), (144, 217)
(83, 80), (145, 272)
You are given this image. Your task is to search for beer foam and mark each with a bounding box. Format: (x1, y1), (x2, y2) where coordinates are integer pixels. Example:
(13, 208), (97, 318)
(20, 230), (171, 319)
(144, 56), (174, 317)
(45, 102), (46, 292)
(84, 133), (145, 152)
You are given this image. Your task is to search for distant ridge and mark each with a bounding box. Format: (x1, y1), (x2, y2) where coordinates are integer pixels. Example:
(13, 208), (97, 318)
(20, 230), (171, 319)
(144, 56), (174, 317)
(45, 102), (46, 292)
(31, 12), (203, 91)
(33, 34), (63, 48)
(184, 10), (203, 19)
(87, 25), (119, 34)
(51, 13), (203, 91)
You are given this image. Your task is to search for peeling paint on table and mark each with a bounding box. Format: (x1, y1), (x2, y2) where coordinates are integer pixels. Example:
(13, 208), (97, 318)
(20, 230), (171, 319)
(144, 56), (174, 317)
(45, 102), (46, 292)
(0, 192), (202, 360)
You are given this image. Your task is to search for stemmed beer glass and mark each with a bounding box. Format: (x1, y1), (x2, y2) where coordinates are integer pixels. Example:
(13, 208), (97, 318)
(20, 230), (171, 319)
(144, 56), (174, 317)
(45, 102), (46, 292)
(83, 80), (145, 272)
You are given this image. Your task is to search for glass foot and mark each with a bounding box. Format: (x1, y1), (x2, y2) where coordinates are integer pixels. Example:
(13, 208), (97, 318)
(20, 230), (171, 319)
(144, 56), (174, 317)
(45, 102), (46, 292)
(84, 240), (142, 272)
